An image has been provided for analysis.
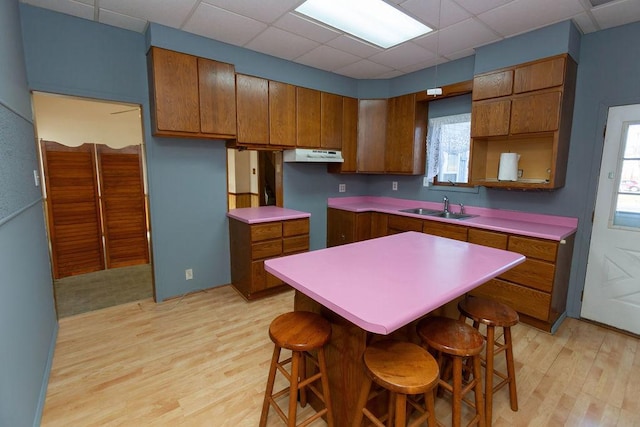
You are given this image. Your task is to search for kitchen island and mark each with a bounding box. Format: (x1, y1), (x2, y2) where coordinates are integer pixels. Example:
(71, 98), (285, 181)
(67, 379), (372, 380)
(265, 231), (525, 423)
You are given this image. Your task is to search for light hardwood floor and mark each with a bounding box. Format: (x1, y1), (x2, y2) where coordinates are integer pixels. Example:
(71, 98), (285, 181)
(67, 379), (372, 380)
(41, 286), (640, 426)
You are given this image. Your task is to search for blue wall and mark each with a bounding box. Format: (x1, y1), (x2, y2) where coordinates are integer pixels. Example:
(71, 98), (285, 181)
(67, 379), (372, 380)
(0, 1), (57, 426)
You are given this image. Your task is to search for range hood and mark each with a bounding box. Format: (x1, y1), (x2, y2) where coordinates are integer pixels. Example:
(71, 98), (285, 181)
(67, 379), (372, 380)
(283, 149), (344, 163)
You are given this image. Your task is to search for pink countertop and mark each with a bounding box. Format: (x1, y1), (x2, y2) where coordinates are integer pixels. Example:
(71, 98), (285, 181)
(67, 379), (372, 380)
(227, 206), (310, 224)
(328, 196), (578, 241)
(265, 231), (525, 335)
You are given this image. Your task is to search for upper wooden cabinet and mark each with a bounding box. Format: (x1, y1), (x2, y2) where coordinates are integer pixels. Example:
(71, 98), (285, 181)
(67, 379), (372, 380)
(147, 47), (236, 139)
(321, 92), (343, 150)
(470, 54), (577, 190)
(385, 93), (427, 175)
(269, 80), (296, 147)
(357, 99), (388, 173)
(296, 87), (321, 148)
(236, 74), (269, 145)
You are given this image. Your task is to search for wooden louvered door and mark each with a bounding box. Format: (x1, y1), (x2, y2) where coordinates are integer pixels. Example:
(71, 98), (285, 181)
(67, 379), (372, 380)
(42, 141), (104, 279)
(97, 145), (149, 269)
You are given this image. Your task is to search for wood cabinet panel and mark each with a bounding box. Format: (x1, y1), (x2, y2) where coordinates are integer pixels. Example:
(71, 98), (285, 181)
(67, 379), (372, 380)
(499, 258), (555, 292)
(385, 94), (426, 174)
(296, 87), (321, 148)
(472, 70), (513, 101)
(321, 92), (343, 150)
(510, 91), (562, 134)
(283, 235), (309, 254)
(251, 240), (283, 260)
(283, 218), (309, 237)
(268, 81), (296, 147)
(198, 58), (236, 136)
(471, 99), (511, 137)
(250, 222), (282, 242)
(387, 214), (423, 234)
(467, 228), (507, 249)
(236, 74), (269, 144)
(329, 96), (358, 173)
(327, 208), (372, 247)
(514, 56), (565, 93)
(357, 99), (387, 173)
(422, 221), (468, 241)
(470, 278), (551, 321)
(508, 235), (557, 262)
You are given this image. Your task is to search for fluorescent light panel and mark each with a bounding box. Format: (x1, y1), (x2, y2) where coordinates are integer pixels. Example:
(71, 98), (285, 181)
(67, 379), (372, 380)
(295, 0), (432, 49)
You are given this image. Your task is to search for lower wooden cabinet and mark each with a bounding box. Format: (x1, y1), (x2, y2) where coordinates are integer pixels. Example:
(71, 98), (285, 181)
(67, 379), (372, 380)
(229, 217), (309, 300)
(326, 208), (371, 247)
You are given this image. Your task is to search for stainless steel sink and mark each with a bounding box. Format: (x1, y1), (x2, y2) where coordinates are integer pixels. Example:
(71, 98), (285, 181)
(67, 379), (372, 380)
(398, 207), (442, 215)
(426, 211), (477, 220)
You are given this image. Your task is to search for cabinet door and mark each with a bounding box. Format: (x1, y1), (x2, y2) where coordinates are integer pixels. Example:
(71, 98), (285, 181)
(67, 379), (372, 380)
(149, 47), (200, 133)
(471, 99), (511, 137)
(269, 81), (296, 147)
(472, 70), (513, 101)
(385, 94), (426, 174)
(236, 74), (269, 144)
(510, 91), (561, 134)
(514, 56), (565, 94)
(296, 87), (321, 148)
(340, 96), (358, 172)
(321, 92), (343, 150)
(198, 58), (236, 136)
(327, 208), (356, 247)
(357, 99), (387, 173)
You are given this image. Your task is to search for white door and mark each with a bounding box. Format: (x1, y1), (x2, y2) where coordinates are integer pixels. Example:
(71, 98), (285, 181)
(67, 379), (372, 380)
(581, 104), (640, 335)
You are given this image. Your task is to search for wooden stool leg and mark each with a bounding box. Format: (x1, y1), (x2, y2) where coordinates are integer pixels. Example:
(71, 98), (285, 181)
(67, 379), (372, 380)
(299, 351), (307, 407)
(260, 345), (281, 427)
(394, 393), (407, 426)
(388, 392), (396, 427)
(504, 327), (518, 411)
(425, 390), (437, 427)
(485, 325), (495, 427)
(288, 351), (301, 427)
(452, 356), (463, 427)
(352, 376), (372, 427)
(472, 355), (486, 427)
(317, 348), (335, 426)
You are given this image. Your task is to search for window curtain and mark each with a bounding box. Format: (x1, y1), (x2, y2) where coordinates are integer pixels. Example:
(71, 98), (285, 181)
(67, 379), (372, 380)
(426, 113), (471, 181)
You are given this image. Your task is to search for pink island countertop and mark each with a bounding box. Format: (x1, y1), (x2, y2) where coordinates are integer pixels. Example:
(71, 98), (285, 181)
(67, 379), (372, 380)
(265, 231), (525, 335)
(226, 206), (310, 224)
(328, 196), (578, 241)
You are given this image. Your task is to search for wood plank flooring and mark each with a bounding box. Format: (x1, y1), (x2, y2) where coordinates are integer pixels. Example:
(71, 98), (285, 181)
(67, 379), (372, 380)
(41, 286), (640, 426)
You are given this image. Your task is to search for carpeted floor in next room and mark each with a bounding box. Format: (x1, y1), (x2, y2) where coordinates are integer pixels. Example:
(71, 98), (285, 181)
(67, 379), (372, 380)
(53, 263), (154, 318)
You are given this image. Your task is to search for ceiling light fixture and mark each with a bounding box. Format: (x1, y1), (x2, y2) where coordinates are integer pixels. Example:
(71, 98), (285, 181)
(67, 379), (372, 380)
(295, 0), (432, 49)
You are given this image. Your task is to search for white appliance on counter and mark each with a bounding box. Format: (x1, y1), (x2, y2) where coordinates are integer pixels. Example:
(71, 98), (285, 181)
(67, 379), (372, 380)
(283, 149), (344, 163)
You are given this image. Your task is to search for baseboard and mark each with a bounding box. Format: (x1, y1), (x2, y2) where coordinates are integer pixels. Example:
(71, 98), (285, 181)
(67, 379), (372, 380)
(33, 321), (58, 427)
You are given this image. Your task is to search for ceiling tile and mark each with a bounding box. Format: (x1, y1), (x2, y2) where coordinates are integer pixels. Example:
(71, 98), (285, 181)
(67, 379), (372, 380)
(368, 42), (436, 69)
(478, 0), (585, 37)
(294, 45), (361, 71)
(273, 12), (341, 43)
(451, 0), (513, 16)
(100, 0), (198, 28)
(245, 27), (319, 60)
(445, 48), (476, 61)
(415, 18), (500, 57)
(183, 3), (268, 46)
(99, 8), (147, 33)
(201, 0), (302, 24)
(334, 59), (394, 79)
(22, 0), (94, 20)
(326, 35), (383, 58)
(571, 12), (599, 33)
(400, 0), (472, 29)
(591, 0), (640, 30)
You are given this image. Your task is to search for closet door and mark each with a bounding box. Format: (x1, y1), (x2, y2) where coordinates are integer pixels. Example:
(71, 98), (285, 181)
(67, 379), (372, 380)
(42, 141), (104, 279)
(97, 145), (149, 269)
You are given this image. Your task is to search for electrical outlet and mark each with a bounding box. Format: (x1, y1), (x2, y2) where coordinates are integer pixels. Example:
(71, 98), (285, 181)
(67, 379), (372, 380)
(423, 177), (429, 187)
(185, 268), (193, 280)
(392, 181), (398, 191)
(338, 183), (346, 193)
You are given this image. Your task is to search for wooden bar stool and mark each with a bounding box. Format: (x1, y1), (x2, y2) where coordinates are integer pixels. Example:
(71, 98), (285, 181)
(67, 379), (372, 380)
(259, 311), (334, 427)
(352, 340), (439, 427)
(417, 316), (486, 427)
(458, 296), (519, 427)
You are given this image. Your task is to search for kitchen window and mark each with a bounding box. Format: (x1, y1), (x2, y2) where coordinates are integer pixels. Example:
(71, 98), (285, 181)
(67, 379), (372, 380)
(426, 112), (471, 185)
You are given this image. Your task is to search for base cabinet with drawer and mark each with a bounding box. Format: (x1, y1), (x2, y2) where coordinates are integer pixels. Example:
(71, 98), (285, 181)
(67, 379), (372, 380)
(229, 217), (309, 300)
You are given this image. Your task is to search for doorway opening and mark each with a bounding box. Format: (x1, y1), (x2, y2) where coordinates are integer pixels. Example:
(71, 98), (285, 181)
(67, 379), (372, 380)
(227, 148), (283, 209)
(32, 91), (154, 318)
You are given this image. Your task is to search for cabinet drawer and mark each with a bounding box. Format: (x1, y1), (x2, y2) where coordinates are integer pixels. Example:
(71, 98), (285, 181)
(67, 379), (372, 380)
(283, 235), (309, 254)
(470, 278), (550, 321)
(467, 228), (507, 249)
(514, 56), (565, 94)
(251, 240), (282, 260)
(472, 70), (513, 101)
(510, 91), (561, 134)
(508, 235), (557, 262)
(387, 215), (423, 233)
(423, 221), (468, 241)
(251, 222), (282, 242)
(283, 218), (309, 237)
(499, 258), (555, 292)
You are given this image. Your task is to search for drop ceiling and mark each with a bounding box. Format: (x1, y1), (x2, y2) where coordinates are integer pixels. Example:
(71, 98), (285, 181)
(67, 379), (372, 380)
(19, 0), (640, 79)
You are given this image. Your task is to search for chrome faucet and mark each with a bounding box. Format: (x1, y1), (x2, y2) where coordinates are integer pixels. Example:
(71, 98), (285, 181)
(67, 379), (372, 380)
(443, 196), (449, 213)
(459, 203), (465, 214)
